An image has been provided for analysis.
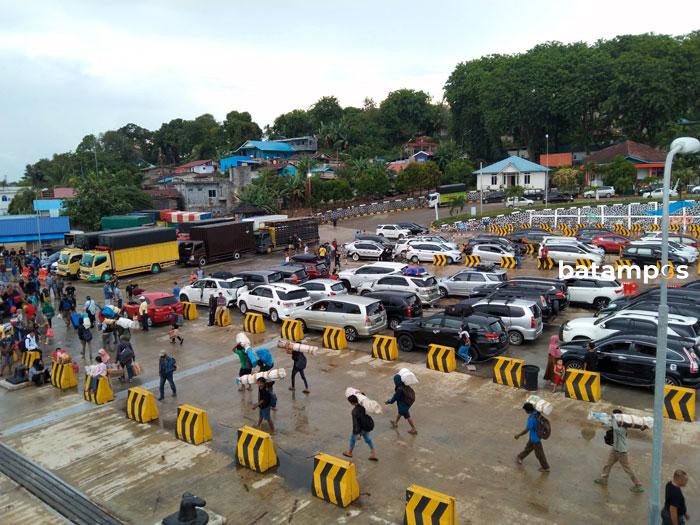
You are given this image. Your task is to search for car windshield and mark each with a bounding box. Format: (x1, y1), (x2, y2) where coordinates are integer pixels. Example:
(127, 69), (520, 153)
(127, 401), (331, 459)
(366, 301), (384, 316)
(412, 277), (437, 287)
(316, 263), (329, 270)
(489, 321), (505, 333)
(488, 273), (507, 282)
(80, 254), (94, 267)
(331, 283), (346, 292)
(58, 253), (70, 264)
(268, 272), (283, 283)
(155, 296), (178, 306)
(278, 290), (308, 301)
(219, 280), (244, 289)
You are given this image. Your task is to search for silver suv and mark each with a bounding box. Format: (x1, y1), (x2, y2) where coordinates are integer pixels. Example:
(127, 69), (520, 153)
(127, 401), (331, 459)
(469, 298), (543, 345)
(438, 267), (507, 298)
(293, 296), (387, 341)
(358, 273), (441, 306)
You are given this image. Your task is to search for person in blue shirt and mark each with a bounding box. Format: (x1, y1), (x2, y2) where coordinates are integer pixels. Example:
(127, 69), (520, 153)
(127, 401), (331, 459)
(515, 402), (550, 472)
(172, 281), (180, 300)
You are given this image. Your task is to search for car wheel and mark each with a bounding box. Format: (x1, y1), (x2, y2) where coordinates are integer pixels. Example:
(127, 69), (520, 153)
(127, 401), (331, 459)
(388, 317), (400, 330)
(566, 358), (584, 370)
(147, 316), (153, 327)
(269, 309), (280, 323)
(239, 301), (248, 314)
(198, 257), (207, 267)
(397, 334), (414, 352)
(179, 294), (189, 302)
(344, 326), (358, 342)
(411, 256), (419, 263)
(298, 319), (307, 332)
(233, 252), (241, 260)
(439, 287), (448, 298)
(359, 289), (369, 296)
(665, 375), (680, 386)
(508, 330), (524, 346)
(351, 253), (360, 261)
(592, 297), (610, 310)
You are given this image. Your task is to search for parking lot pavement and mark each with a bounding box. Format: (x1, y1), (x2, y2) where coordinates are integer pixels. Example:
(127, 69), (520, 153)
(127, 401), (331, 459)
(0, 473), (68, 524)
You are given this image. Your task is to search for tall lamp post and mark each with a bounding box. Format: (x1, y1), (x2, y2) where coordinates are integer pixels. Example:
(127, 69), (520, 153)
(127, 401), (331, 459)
(648, 136), (700, 524)
(306, 172), (312, 208)
(544, 133), (549, 206)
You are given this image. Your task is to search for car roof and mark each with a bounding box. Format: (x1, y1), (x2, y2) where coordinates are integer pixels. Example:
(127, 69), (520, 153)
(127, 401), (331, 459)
(301, 278), (340, 286)
(268, 265), (306, 272)
(362, 262), (407, 269)
(143, 291), (173, 299)
(474, 298), (537, 307)
(365, 290), (417, 300)
(322, 295), (381, 306)
(291, 254), (323, 262)
(563, 333), (692, 350)
(617, 310), (697, 323)
(236, 270), (280, 276)
(266, 283), (306, 292)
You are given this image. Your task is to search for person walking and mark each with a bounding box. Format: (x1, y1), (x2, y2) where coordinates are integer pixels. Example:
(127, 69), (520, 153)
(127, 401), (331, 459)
(343, 395), (377, 461)
(233, 342), (253, 392)
(287, 346), (309, 393)
(59, 294), (73, 327)
(515, 402), (550, 472)
(42, 300), (55, 329)
(113, 285), (123, 309)
(543, 335), (561, 382)
(84, 296), (98, 326)
(662, 469), (689, 525)
(584, 341), (598, 371)
(539, 244), (549, 265)
(208, 293), (217, 326)
(594, 409), (645, 493)
(116, 336), (135, 383)
(77, 319), (93, 361)
(172, 281), (180, 300)
(138, 296), (150, 331)
(103, 282), (114, 306)
(386, 374), (417, 434)
(252, 378), (275, 432)
(157, 350), (177, 400)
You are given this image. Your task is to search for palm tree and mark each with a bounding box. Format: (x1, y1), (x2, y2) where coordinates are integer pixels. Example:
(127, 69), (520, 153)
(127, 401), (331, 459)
(285, 173), (306, 209)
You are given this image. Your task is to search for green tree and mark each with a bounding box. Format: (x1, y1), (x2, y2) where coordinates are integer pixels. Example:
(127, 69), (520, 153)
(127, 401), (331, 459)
(8, 188), (36, 214)
(432, 141), (461, 171)
(308, 96), (343, 129)
(379, 89), (437, 144)
(505, 185), (525, 199)
(396, 161), (441, 195)
(449, 194), (466, 216)
(442, 159), (475, 187)
(552, 167), (580, 192)
(355, 166), (390, 199)
(603, 156), (636, 195)
(267, 109), (314, 139)
(674, 167), (698, 199)
(222, 110), (262, 150)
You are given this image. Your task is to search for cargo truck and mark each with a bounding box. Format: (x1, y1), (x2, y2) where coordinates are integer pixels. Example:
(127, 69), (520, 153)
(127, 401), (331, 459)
(79, 228), (178, 282)
(56, 231), (101, 278)
(425, 183), (469, 207)
(175, 217), (235, 239)
(178, 221), (255, 266)
(100, 214), (152, 230)
(254, 217), (319, 253)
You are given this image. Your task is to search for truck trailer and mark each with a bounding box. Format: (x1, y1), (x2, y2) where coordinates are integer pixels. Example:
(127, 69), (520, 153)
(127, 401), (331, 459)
(254, 217), (319, 253)
(79, 228), (178, 282)
(178, 221), (255, 266)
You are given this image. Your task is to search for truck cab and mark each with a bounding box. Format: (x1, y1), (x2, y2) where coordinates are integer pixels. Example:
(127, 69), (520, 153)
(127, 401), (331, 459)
(179, 240), (206, 266)
(426, 193), (440, 207)
(255, 231), (273, 253)
(79, 250), (112, 282)
(56, 248), (85, 279)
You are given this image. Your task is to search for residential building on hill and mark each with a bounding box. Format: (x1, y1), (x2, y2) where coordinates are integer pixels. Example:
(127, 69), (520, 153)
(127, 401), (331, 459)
(173, 160), (218, 175)
(0, 186), (25, 215)
(235, 140), (296, 160)
(272, 136), (317, 153)
(583, 140), (667, 185)
(474, 156), (551, 191)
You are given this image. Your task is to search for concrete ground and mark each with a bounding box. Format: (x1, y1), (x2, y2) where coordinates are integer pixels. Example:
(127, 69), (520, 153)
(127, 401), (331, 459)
(1, 216), (699, 524)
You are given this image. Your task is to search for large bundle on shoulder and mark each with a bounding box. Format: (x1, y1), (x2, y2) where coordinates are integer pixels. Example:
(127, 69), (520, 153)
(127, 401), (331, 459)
(345, 387), (382, 414)
(236, 368), (286, 385)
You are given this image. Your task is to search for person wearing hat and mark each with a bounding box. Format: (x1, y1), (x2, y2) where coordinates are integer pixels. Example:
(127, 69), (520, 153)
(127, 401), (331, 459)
(138, 296), (150, 331)
(158, 350), (177, 400)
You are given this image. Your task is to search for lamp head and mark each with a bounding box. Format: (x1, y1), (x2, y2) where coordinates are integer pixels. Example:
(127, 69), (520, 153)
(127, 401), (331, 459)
(671, 137), (700, 155)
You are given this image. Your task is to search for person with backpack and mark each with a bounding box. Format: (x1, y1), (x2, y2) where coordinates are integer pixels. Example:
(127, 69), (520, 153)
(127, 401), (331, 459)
(343, 394), (378, 461)
(233, 342), (253, 392)
(84, 296), (98, 326)
(594, 409), (645, 493)
(77, 319), (93, 361)
(287, 347), (309, 393)
(116, 336), (135, 383)
(158, 350), (177, 400)
(386, 374), (417, 434)
(252, 377), (275, 432)
(515, 402), (550, 472)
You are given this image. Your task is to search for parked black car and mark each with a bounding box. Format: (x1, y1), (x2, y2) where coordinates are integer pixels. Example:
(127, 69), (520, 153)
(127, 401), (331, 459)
(482, 191), (506, 203)
(621, 245), (686, 266)
(600, 287), (700, 315)
(397, 222), (428, 235)
(506, 277), (569, 310)
(545, 191), (575, 203)
(474, 280), (568, 313)
(560, 334), (700, 388)
(681, 281), (700, 291)
(393, 312), (508, 360)
(364, 291), (422, 330)
(523, 189), (544, 200)
(507, 228), (550, 244)
(266, 265), (309, 284)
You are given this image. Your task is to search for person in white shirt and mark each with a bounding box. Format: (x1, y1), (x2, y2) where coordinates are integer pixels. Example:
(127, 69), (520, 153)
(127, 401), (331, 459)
(24, 332), (38, 351)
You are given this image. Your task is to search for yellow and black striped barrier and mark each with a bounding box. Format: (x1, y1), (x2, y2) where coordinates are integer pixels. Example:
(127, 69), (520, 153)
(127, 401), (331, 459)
(575, 258), (594, 270)
(181, 301), (198, 320)
(537, 257), (555, 270)
(433, 254), (448, 266)
(311, 453), (360, 507)
(21, 350), (41, 368)
(564, 369), (601, 402)
(656, 260), (675, 279)
(576, 223), (585, 229)
(404, 484), (457, 525)
(464, 255), (481, 267)
(215, 307), (232, 327)
(613, 259), (633, 270)
(281, 319), (304, 341)
(371, 335), (398, 361)
(236, 425), (279, 473)
(631, 224), (643, 232)
(594, 223), (605, 229)
(426, 344), (456, 373)
(663, 385), (695, 422)
(126, 387), (159, 424)
(520, 223), (531, 229)
(83, 375), (114, 405)
(492, 356), (524, 388)
(176, 404), (212, 445)
(670, 224), (680, 232)
(523, 243), (536, 256)
(244, 312), (265, 333)
(50, 362), (77, 390)
(539, 223), (553, 233)
(322, 326), (347, 350)
(499, 256), (517, 269)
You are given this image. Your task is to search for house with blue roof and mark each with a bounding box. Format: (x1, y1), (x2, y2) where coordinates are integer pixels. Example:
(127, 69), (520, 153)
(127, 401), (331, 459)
(474, 156), (551, 191)
(235, 140), (296, 160)
(218, 155), (260, 173)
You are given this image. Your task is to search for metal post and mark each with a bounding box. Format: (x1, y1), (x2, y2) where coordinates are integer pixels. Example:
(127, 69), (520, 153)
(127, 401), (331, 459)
(648, 146), (678, 524)
(544, 134), (549, 206)
(479, 162), (483, 217)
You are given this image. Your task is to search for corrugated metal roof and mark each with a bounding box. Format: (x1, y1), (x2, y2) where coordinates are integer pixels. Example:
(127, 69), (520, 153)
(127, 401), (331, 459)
(237, 140), (296, 153)
(475, 156), (551, 174)
(0, 215), (70, 237)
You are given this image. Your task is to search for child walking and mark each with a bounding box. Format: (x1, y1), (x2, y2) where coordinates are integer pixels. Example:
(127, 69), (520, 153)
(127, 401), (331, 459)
(552, 358), (566, 393)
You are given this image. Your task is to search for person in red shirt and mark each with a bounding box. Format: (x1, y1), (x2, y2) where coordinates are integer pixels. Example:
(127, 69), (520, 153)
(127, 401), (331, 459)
(24, 302), (35, 320)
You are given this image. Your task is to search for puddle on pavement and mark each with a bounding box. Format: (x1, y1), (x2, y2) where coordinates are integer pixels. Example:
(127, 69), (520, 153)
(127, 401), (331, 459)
(274, 447), (313, 490)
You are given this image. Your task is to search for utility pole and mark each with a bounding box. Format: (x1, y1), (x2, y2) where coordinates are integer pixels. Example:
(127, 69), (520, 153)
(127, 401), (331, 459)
(94, 136), (99, 177)
(544, 133), (549, 206)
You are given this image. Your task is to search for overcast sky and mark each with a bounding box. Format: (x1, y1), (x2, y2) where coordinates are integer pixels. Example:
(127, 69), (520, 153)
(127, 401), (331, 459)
(1, 0), (698, 181)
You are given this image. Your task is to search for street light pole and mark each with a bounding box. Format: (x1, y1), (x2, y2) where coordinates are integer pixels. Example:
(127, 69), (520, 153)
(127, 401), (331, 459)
(479, 161), (483, 216)
(648, 136), (700, 525)
(544, 133), (549, 206)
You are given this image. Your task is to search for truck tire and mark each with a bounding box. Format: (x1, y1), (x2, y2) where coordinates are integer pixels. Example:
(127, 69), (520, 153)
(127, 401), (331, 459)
(151, 263), (161, 274)
(233, 252), (241, 260)
(198, 257), (207, 267)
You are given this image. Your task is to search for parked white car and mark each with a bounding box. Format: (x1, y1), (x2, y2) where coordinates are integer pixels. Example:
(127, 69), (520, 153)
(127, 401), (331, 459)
(541, 237), (604, 256)
(344, 240), (392, 261)
(357, 273), (441, 306)
(237, 283), (312, 322)
(560, 310), (700, 343)
(642, 188), (678, 199)
(470, 244), (515, 263)
(562, 276), (625, 309)
(300, 279), (348, 302)
(583, 186), (615, 198)
(414, 235), (459, 250)
(538, 243), (604, 264)
(505, 196), (534, 208)
(404, 242), (462, 264)
(178, 278), (248, 307)
(337, 262), (407, 291)
(376, 224), (412, 239)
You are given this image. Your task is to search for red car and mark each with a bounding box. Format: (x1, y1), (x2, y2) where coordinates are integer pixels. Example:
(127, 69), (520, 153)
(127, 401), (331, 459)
(287, 255), (331, 279)
(591, 233), (630, 253)
(123, 292), (183, 326)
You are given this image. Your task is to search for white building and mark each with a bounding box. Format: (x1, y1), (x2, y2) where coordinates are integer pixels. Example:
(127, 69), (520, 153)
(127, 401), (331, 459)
(474, 156), (551, 191)
(0, 186), (25, 215)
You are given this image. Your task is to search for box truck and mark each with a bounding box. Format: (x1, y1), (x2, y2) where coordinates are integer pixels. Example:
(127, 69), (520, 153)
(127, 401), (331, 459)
(425, 183), (469, 207)
(254, 217), (319, 253)
(178, 221), (255, 266)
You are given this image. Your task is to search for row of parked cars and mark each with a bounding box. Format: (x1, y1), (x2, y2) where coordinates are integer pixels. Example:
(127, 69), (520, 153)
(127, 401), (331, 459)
(344, 227), (463, 264)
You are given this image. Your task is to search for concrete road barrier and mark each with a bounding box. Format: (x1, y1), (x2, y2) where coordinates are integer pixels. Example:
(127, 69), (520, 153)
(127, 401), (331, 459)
(663, 385), (695, 422)
(215, 308), (231, 327)
(50, 362), (77, 390)
(236, 425), (279, 473)
(176, 404), (212, 445)
(126, 387), (159, 424)
(537, 257), (555, 270)
(499, 256), (517, 269)
(564, 370), (601, 402)
(404, 484), (456, 525)
(371, 335), (398, 361)
(311, 453), (359, 507)
(21, 350), (41, 368)
(463, 256), (481, 267)
(181, 302), (198, 320)
(322, 326), (347, 350)
(492, 356), (524, 388)
(433, 254), (448, 266)
(426, 344), (456, 373)
(244, 312), (265, 333)
(83, 375), (114, 405)
(281, 319), (304, 342)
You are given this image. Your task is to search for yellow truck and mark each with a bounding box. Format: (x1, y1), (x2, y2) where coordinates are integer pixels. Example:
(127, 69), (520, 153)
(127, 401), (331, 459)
(78, 228), (178, 282)
(56, 231), (102, 279)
